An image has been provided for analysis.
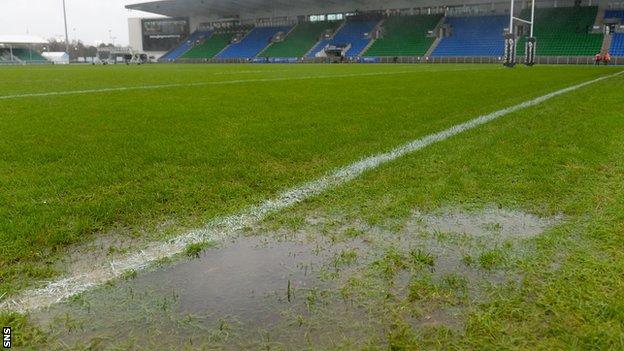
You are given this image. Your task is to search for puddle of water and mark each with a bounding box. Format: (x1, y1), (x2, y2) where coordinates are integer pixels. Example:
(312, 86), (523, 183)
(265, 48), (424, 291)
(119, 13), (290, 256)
(33, 235), (373, 349)
(409, 207), (563, 239)
(414, 306), (465, 330)
(29, 206), (563, 349)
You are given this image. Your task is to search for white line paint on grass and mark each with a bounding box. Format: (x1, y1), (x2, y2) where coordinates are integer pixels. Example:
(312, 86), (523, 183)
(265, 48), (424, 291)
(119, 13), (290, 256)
(0, 66), (493, 101)
(1, 70), (622, 313)
(212, 69), (296, 75)
(0, 71), (424, 100)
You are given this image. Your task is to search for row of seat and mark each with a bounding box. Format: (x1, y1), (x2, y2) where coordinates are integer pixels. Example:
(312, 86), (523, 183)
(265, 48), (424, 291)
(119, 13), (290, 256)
(433, 16), (508, 57)
(605, 10), (624, 20)
(166, 7), (622, 61)
(611, 33), (624, 56)
(604, 11), (624, 56)
(160, 31), (212, 61)
(306, 20), (380, 57)
(217, 26), (293, 59)
(182, 33), (235, 59)
(517, 6), (603, 56)
(365, 15), (442, 57)
(0, 48), (48, 62)
(259, 21), (342, 58)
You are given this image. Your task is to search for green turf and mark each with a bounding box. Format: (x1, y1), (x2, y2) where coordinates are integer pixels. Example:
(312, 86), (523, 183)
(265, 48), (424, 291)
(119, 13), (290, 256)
(0, 64), (619, 296)
(1, 65), (623, 348)
(267, 68), (624, 349)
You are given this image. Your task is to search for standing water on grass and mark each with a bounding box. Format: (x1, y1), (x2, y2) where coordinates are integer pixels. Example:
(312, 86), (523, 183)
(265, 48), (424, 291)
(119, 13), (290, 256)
(32, 235), (376, 349)
(30, 207), (561, 349)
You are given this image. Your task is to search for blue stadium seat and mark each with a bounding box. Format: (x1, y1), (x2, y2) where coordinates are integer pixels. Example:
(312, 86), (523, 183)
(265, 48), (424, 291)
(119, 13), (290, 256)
(160, 31), (212, 61)
(307, 39), (330, 57)
(307, 20), (379, 57)
(605, 11), (624, 56)
(611, 33), (624, 56)
(433, 16), (507, 57)
(604, 10), (624, 21)
(216, 26), (292, 59)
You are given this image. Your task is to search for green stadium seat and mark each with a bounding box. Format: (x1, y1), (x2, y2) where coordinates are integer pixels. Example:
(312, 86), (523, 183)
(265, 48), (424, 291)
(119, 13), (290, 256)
(364, 15), (442, 57)
(516, 6), (603, 56)
(260, 21), (343, 58)
(10, 48), (48, 62)
(182, 33), (234, 59)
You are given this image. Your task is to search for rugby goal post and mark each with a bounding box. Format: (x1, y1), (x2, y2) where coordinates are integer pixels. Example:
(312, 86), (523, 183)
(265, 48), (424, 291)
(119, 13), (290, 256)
(504, 0), (536, 67)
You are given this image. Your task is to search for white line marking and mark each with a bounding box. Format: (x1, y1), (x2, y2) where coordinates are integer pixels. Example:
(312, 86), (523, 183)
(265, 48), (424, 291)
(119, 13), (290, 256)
(212, 69), (295, 75)
(0, 71), (423, 100)
(1, 70), (621, 313)
(0, 67), (492, 101)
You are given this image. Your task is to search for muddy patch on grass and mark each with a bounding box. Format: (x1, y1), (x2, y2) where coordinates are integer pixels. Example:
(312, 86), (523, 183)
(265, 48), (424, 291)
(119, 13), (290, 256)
(28, 206), (563, 349)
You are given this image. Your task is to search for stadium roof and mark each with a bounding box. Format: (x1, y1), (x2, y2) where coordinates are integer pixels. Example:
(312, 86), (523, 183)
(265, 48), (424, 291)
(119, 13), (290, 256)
(126, 0), (478, 18)
(126, 0), (358, 17)
(0, 35), (47, 45)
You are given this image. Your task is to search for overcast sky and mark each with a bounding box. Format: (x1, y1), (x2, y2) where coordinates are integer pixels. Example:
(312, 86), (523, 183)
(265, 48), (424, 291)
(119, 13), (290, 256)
(0, 0), (159, 45)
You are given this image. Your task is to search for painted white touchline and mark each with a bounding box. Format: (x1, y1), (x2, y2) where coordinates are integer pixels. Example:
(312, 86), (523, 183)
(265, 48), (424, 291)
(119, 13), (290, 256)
(212, 69), (295, 75)
(1, 70), (621, 313)
(0, 71), (421, 100)
(0, 66), (492, 101)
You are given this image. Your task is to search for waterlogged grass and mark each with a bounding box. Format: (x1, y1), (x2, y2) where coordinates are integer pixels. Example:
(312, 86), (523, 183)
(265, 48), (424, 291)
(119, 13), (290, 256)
(409, 249), (435, 268)
(265, 69), (624, 349)
(478, 249), (506, 270)
(1, 64), (623, 349)
(1, 64), (620, 298)
(0, 312), (47, 348)
(184, 240), (217, 258)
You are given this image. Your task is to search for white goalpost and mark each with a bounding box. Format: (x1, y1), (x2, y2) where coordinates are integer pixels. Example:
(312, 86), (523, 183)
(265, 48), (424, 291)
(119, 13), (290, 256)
(504, 0), (537, 67)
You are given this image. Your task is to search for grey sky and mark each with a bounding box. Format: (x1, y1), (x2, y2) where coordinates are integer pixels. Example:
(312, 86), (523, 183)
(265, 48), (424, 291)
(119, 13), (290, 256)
(0, 1), (160, 46)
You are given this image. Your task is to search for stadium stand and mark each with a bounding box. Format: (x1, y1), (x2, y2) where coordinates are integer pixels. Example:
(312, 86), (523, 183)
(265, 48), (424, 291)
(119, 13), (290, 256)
(364, 15), (442, 57)
(216, 26), (292, 59)
(611, 33), (624, 56)
(308, 19), (379, 57)
(433, 15), (507, 56)
(181, 33), (234, 59)
(160, 30), (211, 61)
(260, 21), (342, 58)
(516, 6), (603, 56)
(3, 48), (48, 62)
(605, 10), (624, 56)
(307, 38), (332, 58)
(0, 50), (13, 62)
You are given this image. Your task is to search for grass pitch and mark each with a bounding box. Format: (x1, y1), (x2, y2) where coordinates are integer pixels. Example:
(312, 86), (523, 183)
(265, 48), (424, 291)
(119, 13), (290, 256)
(1, 63), (623, 349)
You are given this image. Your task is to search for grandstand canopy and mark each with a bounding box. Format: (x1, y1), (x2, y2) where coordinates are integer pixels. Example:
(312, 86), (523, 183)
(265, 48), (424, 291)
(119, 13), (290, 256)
(127, 0), (352, 17)
(0, 35), (47, 45)
(126, 0), (472, 18)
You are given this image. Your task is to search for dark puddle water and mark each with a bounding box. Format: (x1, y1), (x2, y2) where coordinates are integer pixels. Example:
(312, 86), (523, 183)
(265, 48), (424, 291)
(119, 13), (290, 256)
(32, 235), (372, 349)
(30, 208), (554, 349)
